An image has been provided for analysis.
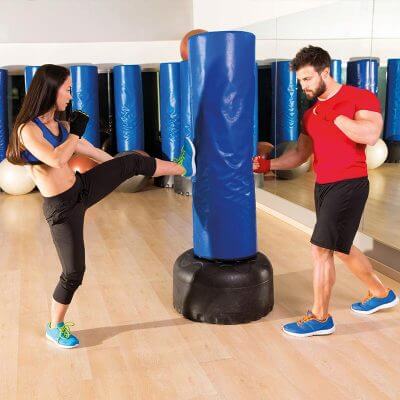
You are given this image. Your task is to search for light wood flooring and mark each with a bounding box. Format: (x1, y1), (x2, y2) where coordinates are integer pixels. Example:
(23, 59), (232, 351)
(1, 187), (399, 399)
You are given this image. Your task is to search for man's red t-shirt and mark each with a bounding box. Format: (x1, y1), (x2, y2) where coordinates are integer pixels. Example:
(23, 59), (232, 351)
(302, 85), (381, 184)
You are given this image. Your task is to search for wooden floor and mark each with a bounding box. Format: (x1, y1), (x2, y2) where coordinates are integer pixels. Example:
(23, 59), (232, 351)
(263, 164), (400, 250)
(1, 186), (400, 399)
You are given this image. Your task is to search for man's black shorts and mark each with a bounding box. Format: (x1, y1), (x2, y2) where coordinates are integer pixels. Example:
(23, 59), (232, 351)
(311, 176), (369, 254)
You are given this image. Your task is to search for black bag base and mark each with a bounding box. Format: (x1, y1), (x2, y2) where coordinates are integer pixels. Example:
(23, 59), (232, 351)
(173, 176), (192, 196)
(154, 175), (175, 188)
(173, 249), (274, 325)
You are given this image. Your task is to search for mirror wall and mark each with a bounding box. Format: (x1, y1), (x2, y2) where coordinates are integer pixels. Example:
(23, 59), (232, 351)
(252, 0), (399, 251)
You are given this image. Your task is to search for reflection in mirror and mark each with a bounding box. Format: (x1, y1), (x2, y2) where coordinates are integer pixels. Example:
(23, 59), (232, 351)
(252, 1), (400, 251)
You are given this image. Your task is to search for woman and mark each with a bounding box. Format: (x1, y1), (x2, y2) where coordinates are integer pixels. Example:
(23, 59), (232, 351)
(6, 64), (193, 348)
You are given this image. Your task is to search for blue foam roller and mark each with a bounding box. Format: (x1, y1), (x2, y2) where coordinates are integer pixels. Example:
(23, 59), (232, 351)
(347, 58), (379, 95)
(180, 60), (193, 148)
(190, 31), (257, 260)
(160, 62), (181, 161)
(24, 66), (40, 93)
(330, 59), (342, 83)
(113, 65), (144, 152)
(70, 65), (100, 147)
(384, 59), (400, 142)
(271, 61), (298, 145)
(253, 63), (259, 157)
(0, 69), (8, 161)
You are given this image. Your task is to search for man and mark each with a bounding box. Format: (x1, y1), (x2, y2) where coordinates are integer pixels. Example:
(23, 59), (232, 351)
(254, 46), (398, 337)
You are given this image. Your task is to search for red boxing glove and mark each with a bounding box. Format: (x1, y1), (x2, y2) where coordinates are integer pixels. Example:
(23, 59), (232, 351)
(253, 156), (271, 174)
(315, 101), (356, 122)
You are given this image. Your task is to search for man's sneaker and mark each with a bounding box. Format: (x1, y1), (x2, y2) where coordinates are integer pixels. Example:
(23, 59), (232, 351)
(174, 137), (196, 178)
(351, 289), (399, 315)
(46, 322), (80, 349)
(282, 310), (335, 337)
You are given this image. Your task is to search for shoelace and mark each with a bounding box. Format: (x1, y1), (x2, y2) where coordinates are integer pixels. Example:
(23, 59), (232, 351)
(362, 291), (374, 304)
(361, 290), (389, 304)
(57, 322), (75, 341)
(297, 311), (330, 326)
(297, 311), (315, 325)
(174, 147), (186, 165)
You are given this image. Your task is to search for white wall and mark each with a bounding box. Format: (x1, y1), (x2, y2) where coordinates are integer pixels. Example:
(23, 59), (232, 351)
(0, 0), (193, 68)
(1, 0), (399, 69)
(192, 0), (336, 32)
(2, 42), (183, 72)
(0, 0), (193, 42)
(193, 0), (400, 65)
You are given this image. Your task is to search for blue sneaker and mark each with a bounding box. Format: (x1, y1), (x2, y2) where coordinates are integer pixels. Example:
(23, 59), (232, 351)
(351, 289), (399, 315)
(175, 137), (196, 178)
(282, 311), (335, 337)
(46, 322), (80, 348)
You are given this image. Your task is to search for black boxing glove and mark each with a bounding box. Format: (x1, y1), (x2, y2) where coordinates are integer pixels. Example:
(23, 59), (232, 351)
(69, 110), (89, 138)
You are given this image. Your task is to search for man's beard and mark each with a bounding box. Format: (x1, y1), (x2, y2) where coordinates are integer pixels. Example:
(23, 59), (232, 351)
(304, 79), (326, 99)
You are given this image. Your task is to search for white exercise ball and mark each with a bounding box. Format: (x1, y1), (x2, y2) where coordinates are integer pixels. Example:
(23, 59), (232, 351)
(0, 159), (36, 195)
(366, 139), (388, 170)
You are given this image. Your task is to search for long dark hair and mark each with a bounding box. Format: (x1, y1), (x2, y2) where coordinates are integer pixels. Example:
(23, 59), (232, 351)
(6, 64), (70, 165)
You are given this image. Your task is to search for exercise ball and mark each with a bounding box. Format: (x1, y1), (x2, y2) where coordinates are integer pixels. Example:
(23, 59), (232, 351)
(68, 154), (98, 173)
(257, 141), (274, 159)
(180, 29), (207, 60)
(366, 138), (388, 169)
(273, 141), (311, 180)
(0, 159), (36, 195)
(114, 150), (151, 193)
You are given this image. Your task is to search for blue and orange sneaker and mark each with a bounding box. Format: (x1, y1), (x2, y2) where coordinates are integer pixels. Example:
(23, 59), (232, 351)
(351, 289), (399, 315)
(174, 137), (196, 178)
(46, 322), (80, 349)
(282, 311), (335, 337)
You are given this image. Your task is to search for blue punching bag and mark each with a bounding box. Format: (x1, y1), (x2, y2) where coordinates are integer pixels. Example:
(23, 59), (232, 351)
(384, 59), (400, 142)
(0, 69), (8, 161)
(24, 66), (40, 93)
(113, 65), (144, 152)
(253, 63), (259, 157)
(191, 31), (257, 261)
(180, 61), (193, 155)
(271, 61), (298, 145)
(347, 58), (379, 94)
(330, 59), (342, 83)
(70, 65), (101, 147)
(173, 60), (195, 195)
(159, 62), (181, 161)
(384, 59), (400, 162)
(173, 31), (273, 325)
(157, 62), (181, 188)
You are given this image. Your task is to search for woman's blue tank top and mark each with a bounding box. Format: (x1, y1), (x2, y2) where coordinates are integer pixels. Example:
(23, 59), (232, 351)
(21, 118), (69, 164)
